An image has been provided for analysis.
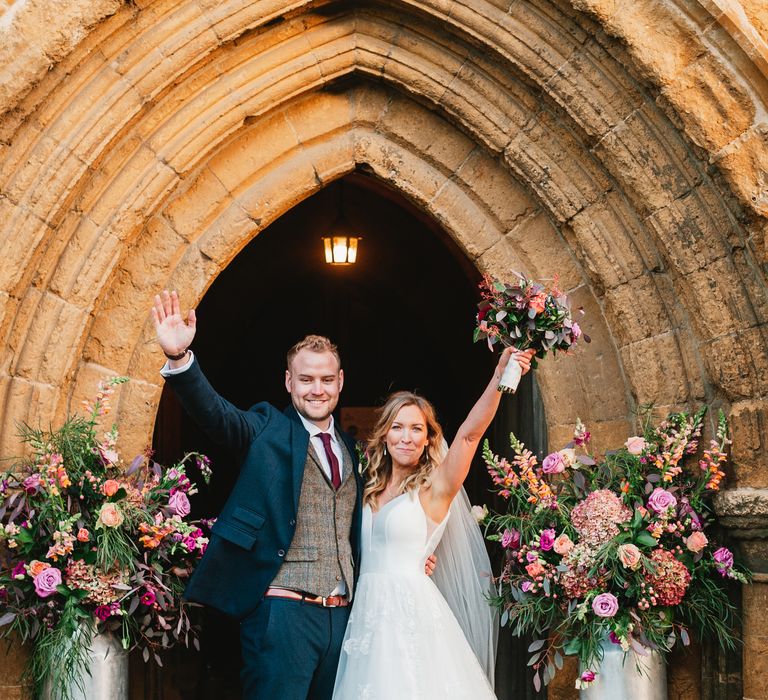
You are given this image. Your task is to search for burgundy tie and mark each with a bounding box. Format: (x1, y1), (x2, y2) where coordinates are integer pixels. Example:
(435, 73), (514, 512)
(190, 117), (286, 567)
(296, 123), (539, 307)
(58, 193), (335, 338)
(318, 432), (341, 490)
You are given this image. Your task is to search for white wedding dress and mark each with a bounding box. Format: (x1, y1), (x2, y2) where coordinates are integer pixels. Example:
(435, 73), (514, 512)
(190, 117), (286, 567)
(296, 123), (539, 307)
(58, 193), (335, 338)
(332, 489), (496, 699)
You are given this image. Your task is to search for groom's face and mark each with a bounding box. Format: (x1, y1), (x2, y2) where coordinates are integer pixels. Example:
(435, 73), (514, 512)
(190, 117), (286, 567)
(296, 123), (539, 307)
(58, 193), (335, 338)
(285, 349), (344, 427)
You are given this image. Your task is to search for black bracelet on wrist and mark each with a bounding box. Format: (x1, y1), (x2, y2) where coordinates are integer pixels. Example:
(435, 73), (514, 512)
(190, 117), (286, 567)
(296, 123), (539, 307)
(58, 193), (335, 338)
(164, 348), (189, 362)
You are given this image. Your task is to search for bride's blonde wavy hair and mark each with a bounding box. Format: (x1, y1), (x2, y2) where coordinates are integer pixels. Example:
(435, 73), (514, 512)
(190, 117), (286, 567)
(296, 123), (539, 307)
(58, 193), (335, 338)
(363, 391), (446, 509)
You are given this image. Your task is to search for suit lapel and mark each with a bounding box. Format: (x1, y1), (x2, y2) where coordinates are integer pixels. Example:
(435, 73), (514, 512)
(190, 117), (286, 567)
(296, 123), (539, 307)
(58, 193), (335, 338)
(285, 406), (310, 513)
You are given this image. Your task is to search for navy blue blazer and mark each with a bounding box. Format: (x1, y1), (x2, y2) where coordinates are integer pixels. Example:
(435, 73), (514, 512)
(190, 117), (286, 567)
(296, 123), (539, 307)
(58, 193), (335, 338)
(164, 358), (363, 619)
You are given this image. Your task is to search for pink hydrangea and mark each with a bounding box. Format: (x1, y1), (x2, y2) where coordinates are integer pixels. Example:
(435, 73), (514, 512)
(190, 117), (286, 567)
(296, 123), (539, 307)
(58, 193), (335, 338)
(571, 490), (631, 547)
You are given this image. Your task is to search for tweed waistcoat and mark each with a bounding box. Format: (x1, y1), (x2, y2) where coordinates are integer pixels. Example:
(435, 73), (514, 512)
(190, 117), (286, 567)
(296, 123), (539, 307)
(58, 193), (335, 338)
(271, 436), (356, 596)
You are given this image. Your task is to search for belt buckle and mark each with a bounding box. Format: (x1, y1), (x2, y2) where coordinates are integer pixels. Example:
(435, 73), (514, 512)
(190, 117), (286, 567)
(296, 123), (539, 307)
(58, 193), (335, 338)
(322, 595), (342, 608)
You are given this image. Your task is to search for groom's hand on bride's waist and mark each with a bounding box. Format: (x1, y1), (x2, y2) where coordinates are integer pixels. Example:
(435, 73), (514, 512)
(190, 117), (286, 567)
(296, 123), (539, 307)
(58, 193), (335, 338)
(425, 554), (437, 576)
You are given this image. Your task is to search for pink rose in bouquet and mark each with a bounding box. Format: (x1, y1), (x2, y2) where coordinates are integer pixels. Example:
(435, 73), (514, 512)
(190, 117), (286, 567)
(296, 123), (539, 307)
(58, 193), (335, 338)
(542, 452), (565, 474)
(34, 567), (62, 598)
(617, 543), (642, 570)
(625, 436), (646, 455)
(647, 487), (677, 514)
(553, 533), (573, 555)
(98, 502), (124, 528)
(168, 491), (191, 517)
(592, 592), (619, 618)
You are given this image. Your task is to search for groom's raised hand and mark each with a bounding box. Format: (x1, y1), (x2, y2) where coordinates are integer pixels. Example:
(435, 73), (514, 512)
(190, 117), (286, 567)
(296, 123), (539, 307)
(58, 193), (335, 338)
(152, 290), (197, 366)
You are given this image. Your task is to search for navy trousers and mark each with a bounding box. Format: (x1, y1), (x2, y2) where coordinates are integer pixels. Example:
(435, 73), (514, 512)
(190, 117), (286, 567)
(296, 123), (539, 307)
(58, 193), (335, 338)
(239, 597), (351, 700)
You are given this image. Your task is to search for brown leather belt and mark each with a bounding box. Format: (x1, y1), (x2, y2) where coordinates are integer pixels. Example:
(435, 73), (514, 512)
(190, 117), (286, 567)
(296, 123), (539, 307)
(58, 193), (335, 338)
(264, 586), (350, 607)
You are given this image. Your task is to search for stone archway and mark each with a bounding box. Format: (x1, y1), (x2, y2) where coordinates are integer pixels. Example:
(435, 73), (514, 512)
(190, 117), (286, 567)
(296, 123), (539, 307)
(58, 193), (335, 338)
(0, 0), (766, 697)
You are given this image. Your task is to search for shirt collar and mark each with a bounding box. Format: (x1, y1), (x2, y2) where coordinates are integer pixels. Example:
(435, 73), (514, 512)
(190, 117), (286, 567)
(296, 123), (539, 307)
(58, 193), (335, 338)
(297, 412), (337, 441)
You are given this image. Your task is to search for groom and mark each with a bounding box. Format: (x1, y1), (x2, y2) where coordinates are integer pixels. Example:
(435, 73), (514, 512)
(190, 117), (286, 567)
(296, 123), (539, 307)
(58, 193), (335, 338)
(152, 291), (431, 699)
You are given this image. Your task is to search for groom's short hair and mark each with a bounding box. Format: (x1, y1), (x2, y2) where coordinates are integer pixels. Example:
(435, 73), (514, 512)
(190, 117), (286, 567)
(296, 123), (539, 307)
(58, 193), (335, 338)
(287, 335), (341, 371)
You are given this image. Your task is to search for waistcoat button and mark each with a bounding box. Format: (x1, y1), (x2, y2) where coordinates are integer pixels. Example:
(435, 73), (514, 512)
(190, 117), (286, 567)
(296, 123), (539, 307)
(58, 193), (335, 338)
(278, 549), (285, 557)
(289, 519), (296, 526)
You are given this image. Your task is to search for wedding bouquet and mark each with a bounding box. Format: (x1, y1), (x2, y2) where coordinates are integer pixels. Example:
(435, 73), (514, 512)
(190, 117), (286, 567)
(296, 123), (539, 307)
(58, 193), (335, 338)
(480, 408), (748, 691)
(474, 274), (588, 392)
(0, 377), (213, 699)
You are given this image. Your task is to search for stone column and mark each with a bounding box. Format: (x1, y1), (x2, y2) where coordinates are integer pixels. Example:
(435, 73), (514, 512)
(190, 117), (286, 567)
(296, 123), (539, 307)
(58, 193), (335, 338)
(715, 488), (768, 700)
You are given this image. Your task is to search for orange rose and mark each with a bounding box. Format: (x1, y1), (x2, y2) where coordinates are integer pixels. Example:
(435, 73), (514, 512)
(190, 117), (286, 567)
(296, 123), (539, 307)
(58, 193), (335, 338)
(76, 528), (90, 542)
(529, 293), (546, 315)
(685, 531), (708, 553)
(525, 561), (545, 578)
(102, 480), (120, 497)
(28, 560), (51, 577)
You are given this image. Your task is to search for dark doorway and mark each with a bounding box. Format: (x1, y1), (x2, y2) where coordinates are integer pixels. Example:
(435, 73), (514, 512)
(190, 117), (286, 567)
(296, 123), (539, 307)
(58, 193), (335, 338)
(148, 174), (546, 699)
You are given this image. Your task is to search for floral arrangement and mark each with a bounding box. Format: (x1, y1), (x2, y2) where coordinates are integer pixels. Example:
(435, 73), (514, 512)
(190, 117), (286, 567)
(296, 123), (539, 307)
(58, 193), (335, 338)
(480, 408), (748, 691)
(474, 274), (589, 365)
(0, 377), (213, 699)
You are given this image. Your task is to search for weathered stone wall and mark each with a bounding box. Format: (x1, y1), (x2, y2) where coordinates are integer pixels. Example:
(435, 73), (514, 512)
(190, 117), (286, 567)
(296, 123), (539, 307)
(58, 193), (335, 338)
(0, 0), (766, 697)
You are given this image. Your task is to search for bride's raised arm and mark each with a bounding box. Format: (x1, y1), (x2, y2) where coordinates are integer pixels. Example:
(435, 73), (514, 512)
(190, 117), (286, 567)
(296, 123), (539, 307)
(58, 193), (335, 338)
(424, 347), (535, 519)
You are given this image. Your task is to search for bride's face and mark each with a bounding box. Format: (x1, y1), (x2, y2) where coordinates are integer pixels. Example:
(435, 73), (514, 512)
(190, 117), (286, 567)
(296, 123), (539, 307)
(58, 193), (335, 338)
(385, 404), (429, 470)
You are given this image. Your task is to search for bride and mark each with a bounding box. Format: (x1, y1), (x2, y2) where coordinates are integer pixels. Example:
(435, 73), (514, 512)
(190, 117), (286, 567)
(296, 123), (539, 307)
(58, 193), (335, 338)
(332, 347), (534, 699)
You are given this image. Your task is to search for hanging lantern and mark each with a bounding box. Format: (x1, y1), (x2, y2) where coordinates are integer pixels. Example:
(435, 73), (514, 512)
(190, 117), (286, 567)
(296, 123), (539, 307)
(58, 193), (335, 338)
(322, 235), (360, 265)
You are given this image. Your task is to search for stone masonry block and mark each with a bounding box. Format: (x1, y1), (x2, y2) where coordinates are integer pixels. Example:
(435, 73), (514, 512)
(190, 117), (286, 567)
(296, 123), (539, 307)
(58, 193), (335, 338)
(565, 197), (649, 293)
(429, 180), (503, 260)
(207, 112), (299, 195)
(703, 326), (768, 400)
(196, 202), (257, 268)
(602, 275), (674, 346)
(505, 115), (610, 223)
(546, 36), (644, 139)
(594, 103), (701, 218)
(506, 210), (584, 292)
(236, 152), (322, 225)
(11, 291), (88, 385)
(662, 49), (756, 153)
(712, 122), (768, 219)
(573, 0), (703, 85)
(728, 400), (768, 488)
(677, 256), (757, 338)
(163, 167), (235, 242)
(453, 149), (535, 232)
(646, 187), (732, 276)
(0, 374), (59, 459)
(284, 91), (354, 148)
(619, 331), (691, 406)
(380, 94), (476, 176)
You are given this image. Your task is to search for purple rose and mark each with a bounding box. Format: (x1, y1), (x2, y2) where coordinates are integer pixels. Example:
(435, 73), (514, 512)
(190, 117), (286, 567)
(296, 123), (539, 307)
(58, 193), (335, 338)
(168, 491), (191, 517)
(501, 528), (521, 550)
(592, 592), (619, 618)
(23, 474), (41, 494)
(33, 567), (62, 598)
(539, 528), (556, 551)
(526, 551), (539, 563)
(521, 581), (533, 592)
(542, 452), (565, 474)
(713, 547), (734, 575)
(182, 536), (197, 551)
(647, 487), (677, 514)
